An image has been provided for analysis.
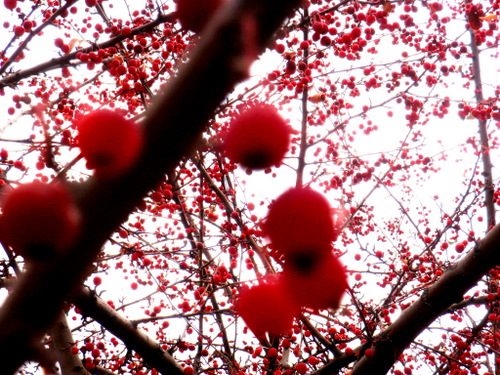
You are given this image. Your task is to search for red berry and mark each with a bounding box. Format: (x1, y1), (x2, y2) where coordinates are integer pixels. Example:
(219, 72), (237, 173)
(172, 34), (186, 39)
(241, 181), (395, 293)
(14, 25), (25, 37)
(54, 38), (64, 48)
(283, 251), (347, 310)
(183, 366), (194, 375)
(176, 0), (223, 33)
(237, 275), (299, 339)
(4, 0), (16, 10)
(295, 363), (308, 374)
(264, 187), (340, 257)
(93, 276), (102, 286)
(267, 348), (278, 357)
(223, 103), (291, 170)
(76, 109), (143, 177)
(455, 242), (465, 253)
(364, 348), (375, 358)
(456, 341), (467, 350)
(0, 181), (80, 259)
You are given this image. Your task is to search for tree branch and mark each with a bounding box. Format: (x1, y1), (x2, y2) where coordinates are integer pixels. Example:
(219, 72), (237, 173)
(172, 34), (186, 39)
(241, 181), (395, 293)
(71, 288), (182, 375)
(349, 223), (500, 374)
(50, 311), (91, 375)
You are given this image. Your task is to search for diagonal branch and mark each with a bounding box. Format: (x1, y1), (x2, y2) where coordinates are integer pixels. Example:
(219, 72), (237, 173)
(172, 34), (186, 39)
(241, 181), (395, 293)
(347, 224), (500, 374)
(71, 288), (182, 375)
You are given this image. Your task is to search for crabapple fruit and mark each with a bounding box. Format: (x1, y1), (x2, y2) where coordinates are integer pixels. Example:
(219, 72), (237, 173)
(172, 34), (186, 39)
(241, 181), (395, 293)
(4, 0), (16, 10)
(295, 363), (308, 374)
(264, 186), (340, 257)
(76, 109), (143, 177)
(283, 250), (347, 310)
(0, 180), (80, 259)
(237, 275), (299, 339)
(223, 103), (291, 170)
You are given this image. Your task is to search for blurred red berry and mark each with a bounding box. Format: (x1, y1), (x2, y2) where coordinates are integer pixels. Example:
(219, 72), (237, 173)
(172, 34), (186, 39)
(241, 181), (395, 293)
(176, 0), (223, 33)
(236, 275), (299, 339)
(77, 109), (143, 177)
(283, 250), (347, 310)
(267, 348), (278, 357)
(295, 362), (308, 374)
(264, 187), (340, 257)
(0, 181), (80, 259)
(93, 276), (102, 286)
(223, 103), (291, 170)
(364, 348), (375, 358)
(4, 0), (16, 10)
(14, 25), (25, 37)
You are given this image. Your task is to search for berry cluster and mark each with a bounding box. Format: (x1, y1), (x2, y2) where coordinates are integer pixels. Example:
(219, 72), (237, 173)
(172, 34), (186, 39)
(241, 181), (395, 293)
(237, 187), (347, 339)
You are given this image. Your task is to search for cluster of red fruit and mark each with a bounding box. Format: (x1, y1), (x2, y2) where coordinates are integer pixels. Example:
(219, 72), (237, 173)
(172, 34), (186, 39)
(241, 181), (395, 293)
(221, 103), (347, 339)
(237, 187), (347, 339)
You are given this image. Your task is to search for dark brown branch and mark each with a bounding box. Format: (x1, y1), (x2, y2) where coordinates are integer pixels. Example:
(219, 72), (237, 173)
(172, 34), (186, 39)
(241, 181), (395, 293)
(50, 312), (91, 375)
(469, 30), (496, 229)
(71, 288), (182, 375)
(0, 0), (302, 373)
(348, 223), (500, 374)
(0, 13), (175, 89)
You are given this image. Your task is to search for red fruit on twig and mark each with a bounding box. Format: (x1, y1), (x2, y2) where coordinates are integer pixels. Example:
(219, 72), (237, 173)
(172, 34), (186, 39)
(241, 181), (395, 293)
(76, 109), (143, 177)
(264, 186), (341, 257)
(0, 181), (81, 260)
(176, 0), (223, 33)
(4, 0), (17, 10)
(283, 250), (347, 310)
(236, 275), (299, 339)
(223, 103), (291, 170)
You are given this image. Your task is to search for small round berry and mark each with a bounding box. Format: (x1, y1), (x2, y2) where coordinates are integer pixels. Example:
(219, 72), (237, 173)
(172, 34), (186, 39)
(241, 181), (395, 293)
(0, 180), (81, 260)
(295, 362), (308, 374)
(76, 109), (143, 177)
(223, 103), (291, 170)
(4, 0), (17, 10)
(364, 348), (375, 358)
(93, 276), (102, 286)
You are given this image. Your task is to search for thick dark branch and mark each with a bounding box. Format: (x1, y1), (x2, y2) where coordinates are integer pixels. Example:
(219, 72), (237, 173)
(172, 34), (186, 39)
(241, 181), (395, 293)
(50, 312), (91, 375)
(348, 224), (500, 374)
(0, 0), (302, 373)
(71, 288), (182, 375)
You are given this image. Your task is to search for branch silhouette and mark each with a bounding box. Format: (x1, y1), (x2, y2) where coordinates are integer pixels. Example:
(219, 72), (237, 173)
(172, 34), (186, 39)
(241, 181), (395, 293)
(316, 224), (500, 375)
